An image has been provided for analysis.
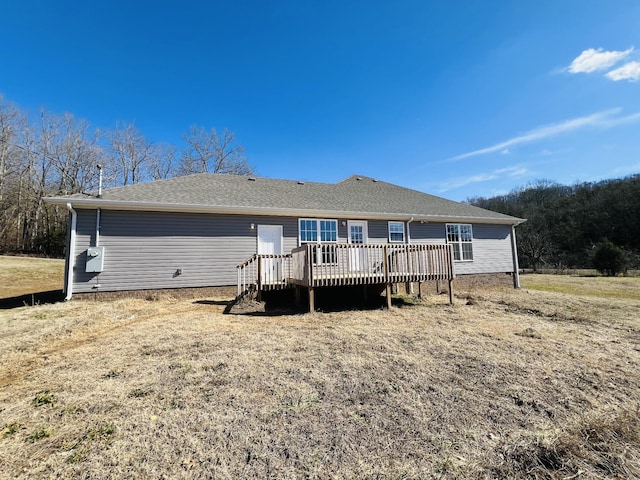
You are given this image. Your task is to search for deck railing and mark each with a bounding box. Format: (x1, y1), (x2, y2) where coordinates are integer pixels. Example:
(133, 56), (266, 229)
(236, 253), (293, 297)
(288, 243), (454, 287)
(238, 243), (454, 300)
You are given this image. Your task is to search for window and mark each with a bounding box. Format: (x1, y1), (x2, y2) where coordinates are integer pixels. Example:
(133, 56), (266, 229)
(299, 219), (338, 264)
(446, 224), (473, 261)
(299, 219), (318, 243)
(319, 220), (337, 242)
(388, 222), (405, 242)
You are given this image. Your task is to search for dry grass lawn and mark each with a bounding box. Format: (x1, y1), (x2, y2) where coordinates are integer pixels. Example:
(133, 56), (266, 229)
(0, 255), (64, 298)
(1, 258), (639, 479)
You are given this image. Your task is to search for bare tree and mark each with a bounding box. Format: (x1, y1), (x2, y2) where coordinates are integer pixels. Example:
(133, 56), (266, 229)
(106, 123), (155, 186)
(0, 96), (25, 204)
(149, 143), (176, 181)
(0, 97), (29, 250)
(178, 126), (252, 176)
(0, 94), (258, 255)
(38, 111), (105, 195)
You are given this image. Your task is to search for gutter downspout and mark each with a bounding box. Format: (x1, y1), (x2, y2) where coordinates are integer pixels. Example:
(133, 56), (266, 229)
(65, 203), (77, 301)
(406, 217), (414, 245)
(511, 224), (521, 289)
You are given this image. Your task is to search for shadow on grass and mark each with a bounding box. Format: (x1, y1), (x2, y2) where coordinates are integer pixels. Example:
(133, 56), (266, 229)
(225, 286), (396, 316)
(391, 295), (425, 308)
(0, 290), (65, 309)
(193, 300), (233, 306)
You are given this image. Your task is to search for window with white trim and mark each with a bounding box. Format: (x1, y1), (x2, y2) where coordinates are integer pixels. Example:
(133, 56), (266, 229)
(299, 218), (338, 264)
(446, 224), (473, 261)
(388, 221), (405, 243)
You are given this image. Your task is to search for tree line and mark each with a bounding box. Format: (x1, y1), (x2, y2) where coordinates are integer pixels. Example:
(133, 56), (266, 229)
(0, 95), (253, 256)
(468, 176), (640, 273)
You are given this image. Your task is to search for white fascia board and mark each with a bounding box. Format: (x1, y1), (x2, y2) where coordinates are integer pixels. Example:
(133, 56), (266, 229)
(43, 197), (526, 225)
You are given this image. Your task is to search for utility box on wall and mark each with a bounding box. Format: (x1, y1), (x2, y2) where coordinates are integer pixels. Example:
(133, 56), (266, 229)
(85, 246), (105, 273)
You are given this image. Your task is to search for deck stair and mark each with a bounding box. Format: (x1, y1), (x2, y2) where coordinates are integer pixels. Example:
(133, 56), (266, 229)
(236, 253), (294, 300)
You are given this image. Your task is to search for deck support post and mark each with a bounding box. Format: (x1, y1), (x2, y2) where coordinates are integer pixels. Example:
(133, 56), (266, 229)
(294, 286), (301, 306)
(448, 279), (454, 305)
(256, 257), (262, 301)
(308, 286), (315, 312)
(386, 283), (392, 309)
(418, 281), (422, 299)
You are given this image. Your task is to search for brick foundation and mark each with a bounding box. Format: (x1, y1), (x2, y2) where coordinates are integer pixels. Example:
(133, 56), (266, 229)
(72, 273), (516, 302)
(395, 272), (516, 296)
(72, 285), (238, 301)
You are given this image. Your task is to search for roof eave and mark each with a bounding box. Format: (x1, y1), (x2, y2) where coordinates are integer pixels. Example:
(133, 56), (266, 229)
(44, 197), (526, 225)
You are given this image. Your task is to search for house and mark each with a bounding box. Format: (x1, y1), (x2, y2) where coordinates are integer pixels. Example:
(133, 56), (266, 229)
(44, 174), (525, 306)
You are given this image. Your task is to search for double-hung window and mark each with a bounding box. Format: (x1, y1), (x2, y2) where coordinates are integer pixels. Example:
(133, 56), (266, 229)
(446, 224), (473, 261)
(388, 222), (405, 243)
(299, 218), (338, 264)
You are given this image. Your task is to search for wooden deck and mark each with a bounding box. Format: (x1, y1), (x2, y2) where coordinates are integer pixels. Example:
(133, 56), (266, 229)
(237, 243), (455, 310)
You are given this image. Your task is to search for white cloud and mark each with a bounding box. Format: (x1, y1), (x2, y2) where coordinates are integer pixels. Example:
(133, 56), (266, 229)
(500, 148), (509, 155)
(497, 166), (528, 177)
(438, 166), (528, 192)
(568, 47), (633, 73)
(596, 110), (640, 127)
(449, 108), (630, 162)
(606, 61), (640, 82)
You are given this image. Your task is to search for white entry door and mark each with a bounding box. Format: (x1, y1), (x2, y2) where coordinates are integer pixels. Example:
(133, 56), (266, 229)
(257, 225), (283, 284)
(347, 220), (368, 272)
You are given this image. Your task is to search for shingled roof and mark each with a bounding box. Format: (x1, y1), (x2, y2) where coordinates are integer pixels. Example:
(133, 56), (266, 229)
(44, 173), (524, 225)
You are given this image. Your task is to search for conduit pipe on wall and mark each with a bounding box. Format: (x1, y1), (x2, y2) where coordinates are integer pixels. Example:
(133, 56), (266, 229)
(96, 208), (101, 246)
(65, 203), (77, 301)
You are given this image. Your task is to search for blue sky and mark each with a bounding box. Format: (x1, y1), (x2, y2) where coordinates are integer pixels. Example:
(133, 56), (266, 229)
(1, 1), (639, 201)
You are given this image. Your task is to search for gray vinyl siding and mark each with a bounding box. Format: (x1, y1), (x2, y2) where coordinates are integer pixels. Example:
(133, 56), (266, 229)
(367, 220), (389, 244)
(70, 210), (516, 293)
(456, 223), (513, 274)
(72, 209), (298, 293)
(408, 222), (443, 244)
(411, 222), (514, 275)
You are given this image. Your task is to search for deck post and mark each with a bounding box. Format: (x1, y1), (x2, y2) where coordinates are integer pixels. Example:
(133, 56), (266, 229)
(294, 286), (301, 306)
(383, 245), (393, 309)
(386, 284), (392, 309)
(418, 281), (422, 299)
(448, 279), (453, 305)
(308, 286), (315, 312)
(256, 256), (262, 301)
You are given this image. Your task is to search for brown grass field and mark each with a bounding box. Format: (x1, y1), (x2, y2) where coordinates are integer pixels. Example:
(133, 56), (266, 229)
(1, 256), (639, 479)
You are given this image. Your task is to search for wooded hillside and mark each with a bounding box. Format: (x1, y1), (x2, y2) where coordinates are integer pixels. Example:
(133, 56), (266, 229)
(469, 176), (640, 271)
